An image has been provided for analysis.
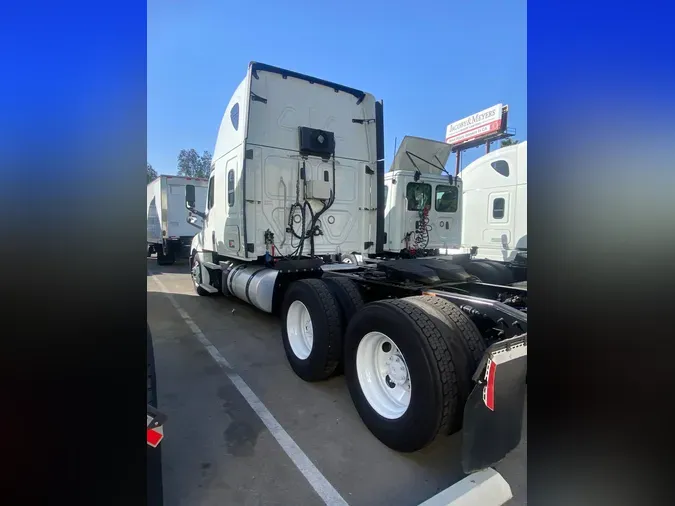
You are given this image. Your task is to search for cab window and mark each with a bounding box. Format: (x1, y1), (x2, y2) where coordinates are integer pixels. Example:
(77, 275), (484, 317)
(207, 176), (215, 210)
(406, 183), (431, 211)
(227, 170), (235, 207)
(435, 185), (458, 213)
(493, 197), (505, 219)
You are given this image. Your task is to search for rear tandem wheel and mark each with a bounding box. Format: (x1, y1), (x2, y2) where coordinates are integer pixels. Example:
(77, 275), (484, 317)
(281, 279), (343, 382)
(343, 299), (463, 452)
(323, 276), (365, 375)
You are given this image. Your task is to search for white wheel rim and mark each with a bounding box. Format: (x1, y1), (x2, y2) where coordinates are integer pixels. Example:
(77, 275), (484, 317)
(342, 257), (352, 263)
(356, 332), (411, 419)
(286, 300), (313, 360)
(191, 258), (201, 286)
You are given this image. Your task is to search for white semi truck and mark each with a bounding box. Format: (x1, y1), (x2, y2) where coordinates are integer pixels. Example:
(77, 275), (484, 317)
(382, 135), (461, 255)
(381, 136), (525, 285)
(460, 141), (527, 265)
(184, 62), (527, 472)
(146, 175), (208, 265)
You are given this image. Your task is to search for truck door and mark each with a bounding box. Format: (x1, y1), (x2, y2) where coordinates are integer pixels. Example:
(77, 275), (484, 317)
(203, 173), (217, 252)
(403, 181), (432, 251)
(431, 180), (462, 249)
(244, 152), (259, 257)
(484, 191), (512, 255)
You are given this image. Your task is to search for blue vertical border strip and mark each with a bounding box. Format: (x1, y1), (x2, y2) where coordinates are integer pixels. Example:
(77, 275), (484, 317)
(529, 2), (675, 506)
(0, 1), (148, 504)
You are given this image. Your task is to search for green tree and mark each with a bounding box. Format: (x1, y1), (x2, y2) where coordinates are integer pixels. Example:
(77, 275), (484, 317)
(147, 162), (158, 183)
(500, 138), (519, 147)
(177, 149), (213, 178)
(199, 151), (213, 176)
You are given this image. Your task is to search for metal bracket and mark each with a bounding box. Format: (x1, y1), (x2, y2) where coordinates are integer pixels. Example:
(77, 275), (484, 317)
(251, 92), (267, 104)
(147, 404), (167, 429)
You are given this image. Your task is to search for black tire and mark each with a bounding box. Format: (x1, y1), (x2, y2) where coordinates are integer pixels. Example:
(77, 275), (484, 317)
(281, 279), (342, 381)
(344, 299), (460, 452)
(479, 260), (515, 285)
(341, 253), (360, 265)
(404, 296), (484, 433)
(323, 277), (365, 375)
(147, 246), (153, 258)
(463, 261), (503, 284)
(323, 276), (364, 325)
(147, 324), (164, 506)
(156, 247), (175, 266)
(190, 254), (212, 296)
(407, 295), (486, 365)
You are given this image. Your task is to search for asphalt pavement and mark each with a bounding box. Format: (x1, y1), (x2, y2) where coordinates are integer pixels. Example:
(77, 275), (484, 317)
(147, 258), (527, 506)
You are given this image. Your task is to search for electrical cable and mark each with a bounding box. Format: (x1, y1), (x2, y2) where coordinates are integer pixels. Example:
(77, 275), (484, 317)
(285, 152), (337, 259)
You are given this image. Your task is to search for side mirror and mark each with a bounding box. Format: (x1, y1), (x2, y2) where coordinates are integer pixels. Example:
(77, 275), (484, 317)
(185, 184), (206, 219)
(185, 184), (196, 210)
(186, 214), (201, 229)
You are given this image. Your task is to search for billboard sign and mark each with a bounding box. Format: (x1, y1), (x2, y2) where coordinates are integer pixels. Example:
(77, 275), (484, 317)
(445, 104), (504, 146)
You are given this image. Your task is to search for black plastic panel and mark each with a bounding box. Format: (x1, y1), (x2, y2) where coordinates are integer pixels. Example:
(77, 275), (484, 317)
(298, 127), (335, 159)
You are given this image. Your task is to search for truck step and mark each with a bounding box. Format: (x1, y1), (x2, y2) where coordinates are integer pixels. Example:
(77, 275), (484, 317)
(199, 283), (219, 294)
(203, 261), (222, 270)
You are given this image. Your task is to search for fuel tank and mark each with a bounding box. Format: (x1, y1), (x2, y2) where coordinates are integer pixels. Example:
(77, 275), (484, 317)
(225, 264), (279, 313)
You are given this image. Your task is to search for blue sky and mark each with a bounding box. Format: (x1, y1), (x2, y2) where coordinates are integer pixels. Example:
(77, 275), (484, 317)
(148, 0), (526, 175)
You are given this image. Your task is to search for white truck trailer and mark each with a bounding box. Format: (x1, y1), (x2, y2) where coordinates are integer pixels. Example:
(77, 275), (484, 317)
(183, 62), (527, 472)
(146, 175), (208, 265)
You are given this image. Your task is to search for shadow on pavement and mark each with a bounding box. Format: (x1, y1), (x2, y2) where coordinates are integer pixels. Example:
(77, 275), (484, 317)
(147, 256), (190, 277)
(146, 261), (527, 506)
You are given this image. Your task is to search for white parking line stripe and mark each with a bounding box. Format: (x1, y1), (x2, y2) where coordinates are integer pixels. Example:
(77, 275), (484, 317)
(416, 468), (512, 506)
(151, 274), (350, 506)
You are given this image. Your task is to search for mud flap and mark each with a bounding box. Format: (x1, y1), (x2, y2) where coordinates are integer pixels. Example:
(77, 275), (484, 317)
(147, 404), (167, 448)
(461, 334), (527, 473)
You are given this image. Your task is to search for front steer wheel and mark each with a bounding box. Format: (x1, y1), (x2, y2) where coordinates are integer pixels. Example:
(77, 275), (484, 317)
(281, 279), (343, 382)
(344, 299), (461, 452)
(190, 255), (212, 296)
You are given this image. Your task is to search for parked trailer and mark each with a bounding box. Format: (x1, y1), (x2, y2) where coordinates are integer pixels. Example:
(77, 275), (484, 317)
(184, 62), (527, 472)
(147, 175), (208, 265)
